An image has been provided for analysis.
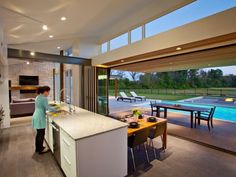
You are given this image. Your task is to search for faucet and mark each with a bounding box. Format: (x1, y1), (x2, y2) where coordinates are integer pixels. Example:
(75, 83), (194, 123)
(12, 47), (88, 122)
(65, 96), (76, 113)
(59, 89), (65, 104)
(59, 89), (75, 113)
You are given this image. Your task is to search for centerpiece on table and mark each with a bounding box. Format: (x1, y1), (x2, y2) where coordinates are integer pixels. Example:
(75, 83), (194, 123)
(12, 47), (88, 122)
(132, 108), (143, 119)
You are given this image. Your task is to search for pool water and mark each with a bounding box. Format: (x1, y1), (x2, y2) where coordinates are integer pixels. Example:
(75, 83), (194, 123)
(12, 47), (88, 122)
(142, 100), (236, 123)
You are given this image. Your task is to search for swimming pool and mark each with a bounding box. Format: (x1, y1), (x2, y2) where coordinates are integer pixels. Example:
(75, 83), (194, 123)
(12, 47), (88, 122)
(141, 100), (236, 123)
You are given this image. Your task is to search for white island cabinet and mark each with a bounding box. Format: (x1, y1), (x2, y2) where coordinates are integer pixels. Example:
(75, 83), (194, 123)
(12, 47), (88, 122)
(46, 106), (128, 177)
(45, 116), (54, 152)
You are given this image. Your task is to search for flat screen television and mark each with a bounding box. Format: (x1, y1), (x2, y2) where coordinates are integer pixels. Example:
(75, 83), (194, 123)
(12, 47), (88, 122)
(19, 75), (39, 85)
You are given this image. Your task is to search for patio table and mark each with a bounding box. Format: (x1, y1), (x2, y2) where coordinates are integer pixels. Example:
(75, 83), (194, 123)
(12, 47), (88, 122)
(153, 103), (210, 128)
(127, 116), (167, 149)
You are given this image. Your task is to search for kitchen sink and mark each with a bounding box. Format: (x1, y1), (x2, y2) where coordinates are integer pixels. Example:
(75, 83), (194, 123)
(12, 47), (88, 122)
(47, 110), (71, 117)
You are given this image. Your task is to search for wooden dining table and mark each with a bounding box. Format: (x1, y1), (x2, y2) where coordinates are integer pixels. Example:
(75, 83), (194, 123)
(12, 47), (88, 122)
(127, 116), (167, 149)
(153, 103), (210, 128)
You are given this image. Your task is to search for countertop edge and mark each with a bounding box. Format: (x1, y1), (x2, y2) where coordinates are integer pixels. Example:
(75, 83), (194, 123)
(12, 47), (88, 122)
(72, 125), (128, 141)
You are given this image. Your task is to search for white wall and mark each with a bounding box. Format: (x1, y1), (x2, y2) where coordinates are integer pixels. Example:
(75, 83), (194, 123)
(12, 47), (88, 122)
(72, 65), (83, 107)
(63, 64), (83, 107)
(72, 38), (99, 59)
(92, 7), (236, 65)
(71, 40), (98, 108)
(0, 24), (10, 128)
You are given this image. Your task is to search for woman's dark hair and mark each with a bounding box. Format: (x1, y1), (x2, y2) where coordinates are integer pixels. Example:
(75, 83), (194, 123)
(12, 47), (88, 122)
(37, 86), (50, 94)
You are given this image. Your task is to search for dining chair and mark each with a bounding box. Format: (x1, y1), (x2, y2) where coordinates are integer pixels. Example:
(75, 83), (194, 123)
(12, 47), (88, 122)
(128, 128), (150, 171)
(194, 106), (216, 131)
(150, 101), (157, 116)
(148, 121), (166, 159)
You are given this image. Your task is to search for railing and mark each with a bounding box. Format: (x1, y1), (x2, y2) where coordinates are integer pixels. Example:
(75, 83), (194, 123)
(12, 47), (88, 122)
(109, 88), (236, 97)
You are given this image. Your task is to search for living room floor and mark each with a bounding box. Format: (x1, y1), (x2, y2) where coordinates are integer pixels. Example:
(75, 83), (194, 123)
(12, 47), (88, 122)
(10, 116), (32, 127)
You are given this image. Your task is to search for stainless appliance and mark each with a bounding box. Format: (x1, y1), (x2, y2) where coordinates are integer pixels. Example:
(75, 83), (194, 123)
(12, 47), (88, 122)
(51, 121), (61, 165)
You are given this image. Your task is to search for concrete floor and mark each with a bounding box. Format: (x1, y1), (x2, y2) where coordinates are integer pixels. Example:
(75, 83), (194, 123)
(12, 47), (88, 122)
(0, 124), (64, 177)
(109, 97), (236, 154)
(10, 116), (32, 127)
(127, 136), (236, 177)
(0, 124), (236, 177)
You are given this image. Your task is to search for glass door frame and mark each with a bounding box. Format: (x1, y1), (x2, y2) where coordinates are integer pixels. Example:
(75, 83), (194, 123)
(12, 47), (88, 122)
(96, 67), (110, 115)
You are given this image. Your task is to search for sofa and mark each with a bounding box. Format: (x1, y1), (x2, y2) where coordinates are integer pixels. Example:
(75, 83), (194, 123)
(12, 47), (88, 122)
(10, 98), (35, 118)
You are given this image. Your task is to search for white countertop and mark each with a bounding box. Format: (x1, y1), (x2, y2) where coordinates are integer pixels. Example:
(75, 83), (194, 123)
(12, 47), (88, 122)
(48, 105), (127, 140)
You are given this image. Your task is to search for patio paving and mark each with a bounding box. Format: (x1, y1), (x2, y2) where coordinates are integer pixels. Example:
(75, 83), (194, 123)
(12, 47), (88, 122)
(109, 97), (236, 154)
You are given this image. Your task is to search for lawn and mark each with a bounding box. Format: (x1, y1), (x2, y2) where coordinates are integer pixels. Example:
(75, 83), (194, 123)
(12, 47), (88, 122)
(109, 92), (195, 101)
(109, 88), (236, 100)
(137, 93), (195, 101)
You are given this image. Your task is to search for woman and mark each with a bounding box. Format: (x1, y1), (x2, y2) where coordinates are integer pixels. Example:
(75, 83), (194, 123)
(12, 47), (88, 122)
(32, 86), (55, 154)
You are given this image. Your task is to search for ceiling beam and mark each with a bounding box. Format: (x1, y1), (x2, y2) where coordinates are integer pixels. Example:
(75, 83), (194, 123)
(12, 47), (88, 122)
(104, 32), (236, 67)
(7, 48), (91, 66)
(113, 44), (236, 72)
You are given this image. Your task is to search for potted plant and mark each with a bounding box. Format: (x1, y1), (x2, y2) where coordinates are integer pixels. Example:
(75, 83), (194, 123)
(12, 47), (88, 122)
(132, 108), (143, 119)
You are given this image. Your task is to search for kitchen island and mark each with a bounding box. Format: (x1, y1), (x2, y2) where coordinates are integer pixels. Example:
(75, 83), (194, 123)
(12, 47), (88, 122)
(45, 105), (128, 177)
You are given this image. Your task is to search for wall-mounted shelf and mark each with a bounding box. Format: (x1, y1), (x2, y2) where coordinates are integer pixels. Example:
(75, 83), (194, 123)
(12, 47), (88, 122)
(10, 86), (39, 91)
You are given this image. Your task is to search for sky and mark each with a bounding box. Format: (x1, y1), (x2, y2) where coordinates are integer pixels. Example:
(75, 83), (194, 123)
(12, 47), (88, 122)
(104, 0), (236, 51)
(204, 66), (236, 75)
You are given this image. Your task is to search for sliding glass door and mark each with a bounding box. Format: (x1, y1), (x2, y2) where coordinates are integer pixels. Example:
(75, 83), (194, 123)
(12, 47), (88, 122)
(97, 67), (109, 115)
(65, 69), (73, 103)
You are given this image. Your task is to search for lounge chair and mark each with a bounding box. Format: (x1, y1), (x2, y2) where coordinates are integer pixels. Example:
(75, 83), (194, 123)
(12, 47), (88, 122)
(117, 92), (136, 102)
(130, 91), (146, 101)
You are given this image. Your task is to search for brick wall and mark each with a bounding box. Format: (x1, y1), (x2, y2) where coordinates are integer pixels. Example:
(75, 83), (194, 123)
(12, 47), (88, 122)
(8, 61), (54, 100)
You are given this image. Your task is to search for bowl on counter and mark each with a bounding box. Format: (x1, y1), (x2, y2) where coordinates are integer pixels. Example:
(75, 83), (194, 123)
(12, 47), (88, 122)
(128, 122), (139, 128)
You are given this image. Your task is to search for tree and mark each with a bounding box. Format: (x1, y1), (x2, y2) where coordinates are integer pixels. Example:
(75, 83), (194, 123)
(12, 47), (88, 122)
(199, 70), (208, 87)
(111, 70), (126, 79)
(110, 68), (234, 90)
(172, 70), (188, 89)
(207, 69), (223, 87)
(128, 72), (139, 81)
(187, 69), (199, 88)
(139, 73), (157, 89)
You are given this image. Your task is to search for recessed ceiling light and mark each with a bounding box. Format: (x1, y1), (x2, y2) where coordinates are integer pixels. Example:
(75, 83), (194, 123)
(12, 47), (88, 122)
(26, 61), (30, 65)
(61, 17), (67, 21)
(57, 46), (61, 49)
(121, 60), (124, 62)
(30, 51), (35, 56)
(42, 25), (48, 30)
(49, 35), (54, 38)
(176, 47), (182, 51)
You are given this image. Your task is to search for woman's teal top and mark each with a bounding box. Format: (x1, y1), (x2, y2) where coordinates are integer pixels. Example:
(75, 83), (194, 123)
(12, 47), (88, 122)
(32, 95), (55, 129)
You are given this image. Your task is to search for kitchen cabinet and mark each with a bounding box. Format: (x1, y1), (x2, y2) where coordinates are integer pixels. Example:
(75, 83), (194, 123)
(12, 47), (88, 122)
(46, 105), (127, 177)
(60, 129), (76, 177)
(45, 117), (54, 153)
(45, 117), (49, 143)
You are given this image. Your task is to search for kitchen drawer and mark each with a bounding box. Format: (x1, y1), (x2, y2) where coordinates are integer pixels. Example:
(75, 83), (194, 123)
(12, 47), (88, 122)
(61, 141), (73, 162)
(60, 129), (77, 177)
(61, 153), (75, 177)
(61, 129), (74, 145)
(61, 131), (75, 157)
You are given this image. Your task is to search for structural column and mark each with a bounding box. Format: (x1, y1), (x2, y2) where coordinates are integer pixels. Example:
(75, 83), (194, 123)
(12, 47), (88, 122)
(60, 50), (64, 101)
